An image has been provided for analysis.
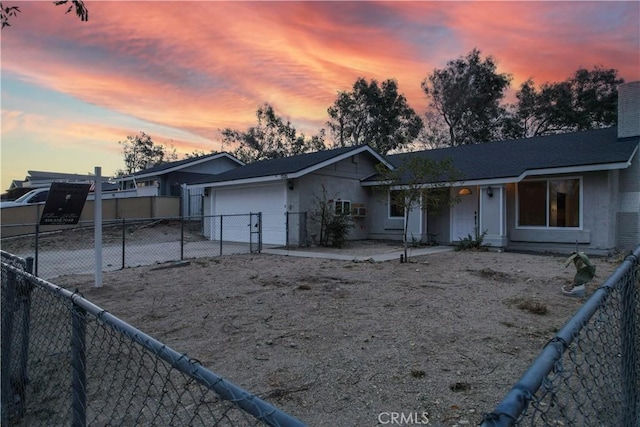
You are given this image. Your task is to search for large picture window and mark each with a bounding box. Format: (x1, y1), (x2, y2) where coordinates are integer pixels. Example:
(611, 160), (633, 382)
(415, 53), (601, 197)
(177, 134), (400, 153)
(518, 178), (580, 228)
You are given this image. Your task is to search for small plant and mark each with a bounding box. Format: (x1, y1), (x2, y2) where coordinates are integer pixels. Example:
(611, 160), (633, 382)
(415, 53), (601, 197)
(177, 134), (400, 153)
(411, 369), (426, 378)
(455, 226), (488, 251)
(410, 233), (420, 248)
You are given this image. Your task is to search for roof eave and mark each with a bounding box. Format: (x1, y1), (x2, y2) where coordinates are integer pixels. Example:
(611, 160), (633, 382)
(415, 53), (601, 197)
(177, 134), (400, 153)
(363, 160), (633, 189)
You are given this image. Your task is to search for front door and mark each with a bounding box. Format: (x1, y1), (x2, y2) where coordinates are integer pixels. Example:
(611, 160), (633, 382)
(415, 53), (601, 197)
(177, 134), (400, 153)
(452, 188), (478, 241)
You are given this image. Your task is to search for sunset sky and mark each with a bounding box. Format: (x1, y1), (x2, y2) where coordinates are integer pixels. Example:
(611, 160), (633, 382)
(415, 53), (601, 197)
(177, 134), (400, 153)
(1, 1), (639, 190)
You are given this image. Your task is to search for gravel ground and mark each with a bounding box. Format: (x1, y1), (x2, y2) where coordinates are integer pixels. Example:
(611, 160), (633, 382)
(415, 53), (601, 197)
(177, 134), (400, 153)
(53, 245), (622, 427)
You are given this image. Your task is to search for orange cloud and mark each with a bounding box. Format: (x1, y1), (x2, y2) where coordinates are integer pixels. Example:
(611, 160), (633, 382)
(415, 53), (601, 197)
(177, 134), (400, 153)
(1, 0), (638, 189)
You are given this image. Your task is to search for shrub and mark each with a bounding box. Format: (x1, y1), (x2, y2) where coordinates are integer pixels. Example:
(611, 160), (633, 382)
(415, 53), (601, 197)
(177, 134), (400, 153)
(455, 226), (489, 251)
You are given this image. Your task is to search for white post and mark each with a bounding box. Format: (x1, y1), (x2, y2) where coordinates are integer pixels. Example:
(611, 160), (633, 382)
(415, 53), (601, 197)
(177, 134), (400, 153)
(94, 167), (103, 287)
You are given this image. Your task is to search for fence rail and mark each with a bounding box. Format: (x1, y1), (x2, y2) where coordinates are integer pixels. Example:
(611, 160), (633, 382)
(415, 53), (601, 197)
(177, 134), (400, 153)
(481, 245), (640, 426)
(0, 251), (305, 426)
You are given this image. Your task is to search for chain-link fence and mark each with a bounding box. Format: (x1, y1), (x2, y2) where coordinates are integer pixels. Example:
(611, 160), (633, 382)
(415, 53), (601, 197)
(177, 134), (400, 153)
(1, 214), (263, 279)
(482, 245), (640, 426)
(1, 251), (305, 426)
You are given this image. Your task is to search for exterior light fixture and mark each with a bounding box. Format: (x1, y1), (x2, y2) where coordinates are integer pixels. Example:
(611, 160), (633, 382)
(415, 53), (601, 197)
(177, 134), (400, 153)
(458, 187), (472, 196)
(487, 187), (494, 197)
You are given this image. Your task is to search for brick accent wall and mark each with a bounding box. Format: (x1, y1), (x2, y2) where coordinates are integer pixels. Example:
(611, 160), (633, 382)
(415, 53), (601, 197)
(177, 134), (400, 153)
(618, 81), (640, 139)
(617, 81), (640, 250)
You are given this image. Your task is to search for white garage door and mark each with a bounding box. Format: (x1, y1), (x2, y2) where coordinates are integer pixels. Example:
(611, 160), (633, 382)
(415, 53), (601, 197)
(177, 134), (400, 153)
(213, 183), (286, 245)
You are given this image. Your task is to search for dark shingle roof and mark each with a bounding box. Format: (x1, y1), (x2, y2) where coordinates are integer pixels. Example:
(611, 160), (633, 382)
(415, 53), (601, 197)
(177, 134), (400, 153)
(189, 145), (371, 185)
(386, 127), (638, 182)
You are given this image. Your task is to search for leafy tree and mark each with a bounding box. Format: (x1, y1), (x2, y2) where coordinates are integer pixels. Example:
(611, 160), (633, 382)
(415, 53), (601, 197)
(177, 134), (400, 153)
(375, 156), (462, 261)
(1, 0), (88, 29)
(118, 131), (177, 175)
(327, 77), (423, 154)
(422, 49), (512, 146)
(414, 111), (451, 150)
(184, 149), (217, 159)
(221, 103), (326, 163)
(506, 67), (624, 138)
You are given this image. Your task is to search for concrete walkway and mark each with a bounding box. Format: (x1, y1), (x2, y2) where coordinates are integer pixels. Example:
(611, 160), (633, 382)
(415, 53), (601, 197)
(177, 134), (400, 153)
(263, 245), (453, 262)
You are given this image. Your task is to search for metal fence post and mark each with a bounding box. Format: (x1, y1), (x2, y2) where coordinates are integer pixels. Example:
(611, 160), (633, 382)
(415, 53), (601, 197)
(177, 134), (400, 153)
(302, 212), (307, 247)
(1, 269), (17, 425)
(25, 257), (34, 274)
(17, 272), (34, 420)
(258, 212), (262, 253)
(71, 303), (87, 427)
(621, 253), (639, 427)
(285, 212), (290, 248)
(219, 215), (223, 256)
(34, 221), (39, 277)
(121, 218), (126, 270)
(180, 214), (185, 261)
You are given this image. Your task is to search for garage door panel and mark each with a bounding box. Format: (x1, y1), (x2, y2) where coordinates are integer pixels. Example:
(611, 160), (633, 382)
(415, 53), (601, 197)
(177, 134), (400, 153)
(213, 184), (286, 245)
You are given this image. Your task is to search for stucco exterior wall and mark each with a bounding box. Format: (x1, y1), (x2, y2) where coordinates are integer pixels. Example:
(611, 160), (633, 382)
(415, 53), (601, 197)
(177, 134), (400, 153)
(366, 187), (404, 242)
(294, 155), (378, 243)
(617, 147), (640, 250)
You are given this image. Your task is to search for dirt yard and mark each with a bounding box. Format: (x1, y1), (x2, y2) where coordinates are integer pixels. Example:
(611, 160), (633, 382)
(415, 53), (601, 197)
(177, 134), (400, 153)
(54, 243), (622, 426)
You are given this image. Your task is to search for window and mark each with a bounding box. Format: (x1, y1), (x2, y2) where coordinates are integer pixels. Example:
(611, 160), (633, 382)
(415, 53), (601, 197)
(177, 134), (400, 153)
(389, 190), (404, 218)
(334, 200), (351, 216)
(518, 178), (580, 228)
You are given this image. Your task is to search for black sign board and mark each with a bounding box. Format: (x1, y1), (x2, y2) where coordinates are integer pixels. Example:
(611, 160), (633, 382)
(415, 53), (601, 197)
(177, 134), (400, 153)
(39, 182), (91, 225)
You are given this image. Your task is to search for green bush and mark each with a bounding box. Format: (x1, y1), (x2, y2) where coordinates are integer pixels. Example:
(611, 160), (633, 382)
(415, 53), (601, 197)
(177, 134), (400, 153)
(325, 214), (353, 248)
(455, 226), (489, 251)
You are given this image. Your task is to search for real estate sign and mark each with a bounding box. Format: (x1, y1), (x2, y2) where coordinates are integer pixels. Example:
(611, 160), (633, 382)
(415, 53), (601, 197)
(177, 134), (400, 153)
(39, 182), (91, 225)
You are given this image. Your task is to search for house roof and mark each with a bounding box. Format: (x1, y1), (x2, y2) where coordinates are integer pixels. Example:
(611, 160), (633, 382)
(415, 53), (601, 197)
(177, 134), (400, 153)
(379, 127), (638, 185)
(188, 145), (393, 188)
(120, 152), (244, 180)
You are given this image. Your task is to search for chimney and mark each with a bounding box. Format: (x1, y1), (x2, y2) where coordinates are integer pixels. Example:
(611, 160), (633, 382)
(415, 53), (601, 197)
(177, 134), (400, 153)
(618, 81), (640, 138)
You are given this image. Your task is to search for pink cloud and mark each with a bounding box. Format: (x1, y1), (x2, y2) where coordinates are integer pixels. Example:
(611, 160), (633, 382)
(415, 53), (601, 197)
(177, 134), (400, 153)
(2, 1), (638, 164)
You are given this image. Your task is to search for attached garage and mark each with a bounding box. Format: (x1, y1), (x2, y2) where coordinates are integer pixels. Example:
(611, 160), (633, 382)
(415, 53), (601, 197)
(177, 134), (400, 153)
(189, 145), (393, 249)
(208, 183), (287, 246)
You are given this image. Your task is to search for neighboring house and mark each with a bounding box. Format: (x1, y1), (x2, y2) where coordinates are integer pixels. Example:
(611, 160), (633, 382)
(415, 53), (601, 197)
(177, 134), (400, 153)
(116, 152), (244, 216)
(189, 81), (639, 254)
(116, 152), (244, 196)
